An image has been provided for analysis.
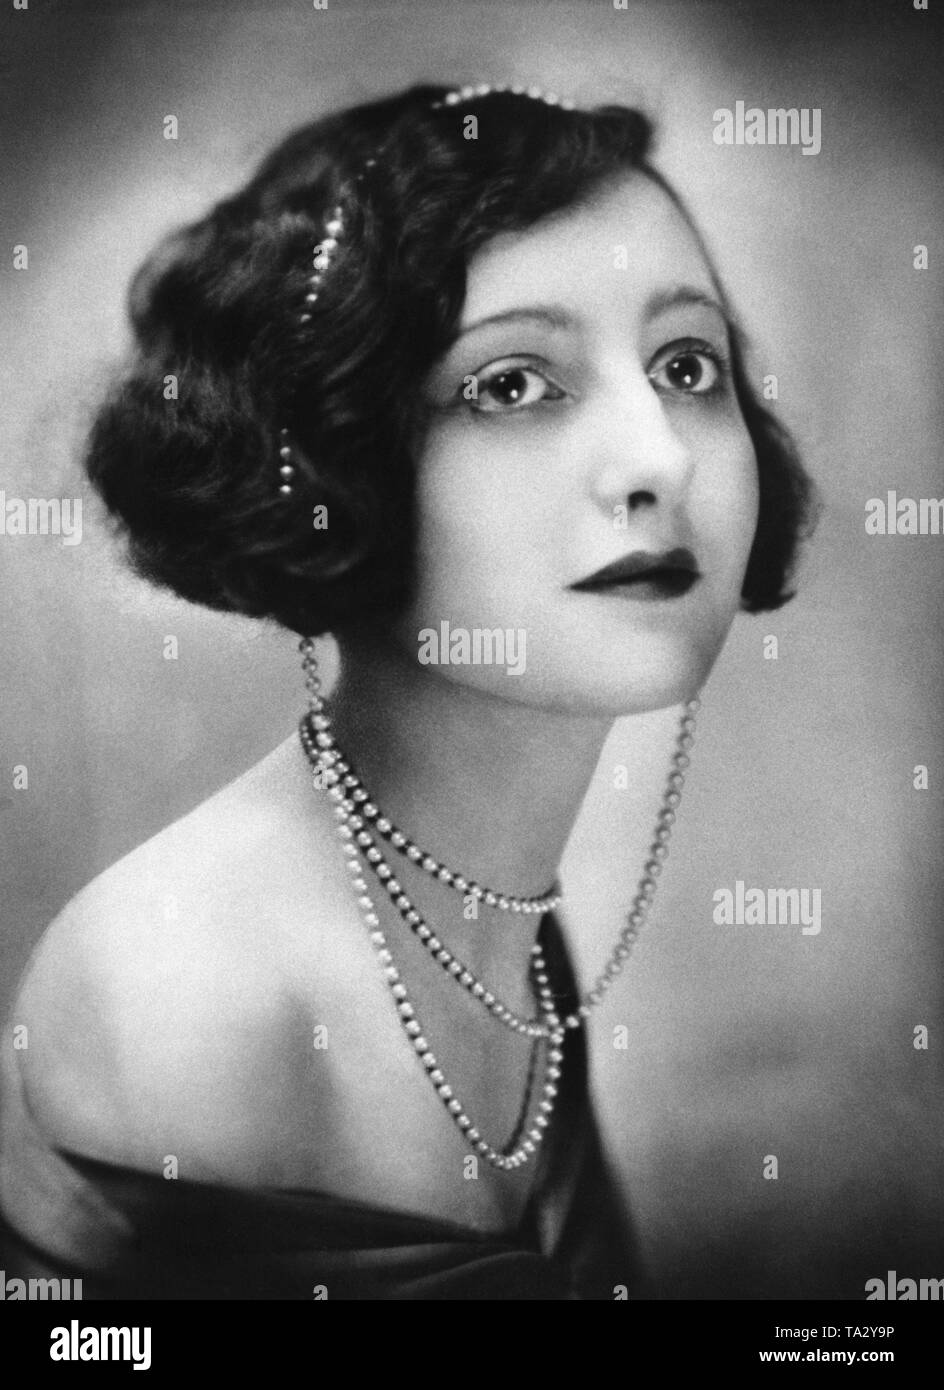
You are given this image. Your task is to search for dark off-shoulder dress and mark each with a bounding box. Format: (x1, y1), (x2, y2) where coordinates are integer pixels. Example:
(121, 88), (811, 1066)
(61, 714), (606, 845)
(0, 913), (643, 1300)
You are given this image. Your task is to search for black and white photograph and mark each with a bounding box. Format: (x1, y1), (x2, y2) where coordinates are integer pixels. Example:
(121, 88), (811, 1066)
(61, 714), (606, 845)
(1, 0), (942, 1357)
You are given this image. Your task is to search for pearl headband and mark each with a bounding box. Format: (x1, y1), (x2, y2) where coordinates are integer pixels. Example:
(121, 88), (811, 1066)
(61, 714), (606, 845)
(277, 83), (575, 498)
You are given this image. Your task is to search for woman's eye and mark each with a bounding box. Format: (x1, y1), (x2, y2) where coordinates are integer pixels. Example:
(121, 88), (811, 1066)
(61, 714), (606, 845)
(467, 363), (564, 413)
(649, 344), (725, 396)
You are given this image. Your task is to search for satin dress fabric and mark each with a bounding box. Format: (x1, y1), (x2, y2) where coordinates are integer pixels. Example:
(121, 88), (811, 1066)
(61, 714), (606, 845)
(0, 913), (642, 1299)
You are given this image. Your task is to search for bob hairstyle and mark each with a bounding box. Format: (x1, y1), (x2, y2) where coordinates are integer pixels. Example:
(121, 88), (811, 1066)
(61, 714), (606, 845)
(84, 81), (817, 637)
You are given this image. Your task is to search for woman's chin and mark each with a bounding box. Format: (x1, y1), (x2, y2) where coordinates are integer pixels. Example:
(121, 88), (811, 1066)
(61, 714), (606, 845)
(431, 660), (712, 719)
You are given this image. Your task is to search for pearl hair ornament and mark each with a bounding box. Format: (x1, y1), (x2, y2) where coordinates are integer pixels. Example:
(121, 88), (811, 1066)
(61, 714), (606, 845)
(429, 81), (576, 112)
(276, 83), (575, 497)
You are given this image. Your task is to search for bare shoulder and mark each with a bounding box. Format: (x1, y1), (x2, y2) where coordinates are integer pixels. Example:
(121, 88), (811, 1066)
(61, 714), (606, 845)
(10, 732), (356, 1178)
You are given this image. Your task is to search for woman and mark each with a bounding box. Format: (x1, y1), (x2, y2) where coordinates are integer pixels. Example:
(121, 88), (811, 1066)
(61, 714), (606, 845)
(0, 81), (813, 1299)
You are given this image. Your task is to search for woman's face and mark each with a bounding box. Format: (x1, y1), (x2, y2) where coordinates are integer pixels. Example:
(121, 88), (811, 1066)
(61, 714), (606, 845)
(392, 170), (759, 716)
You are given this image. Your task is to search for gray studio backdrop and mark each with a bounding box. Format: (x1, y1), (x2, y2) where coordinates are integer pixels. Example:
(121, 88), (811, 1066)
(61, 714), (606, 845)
(2, 0), (942, 1298)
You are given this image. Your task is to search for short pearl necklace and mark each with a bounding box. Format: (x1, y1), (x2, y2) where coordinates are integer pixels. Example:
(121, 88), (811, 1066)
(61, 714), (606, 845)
(297, 638), (699, 1169)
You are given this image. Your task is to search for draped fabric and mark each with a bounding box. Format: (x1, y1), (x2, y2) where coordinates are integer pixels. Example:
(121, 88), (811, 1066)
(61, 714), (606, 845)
(0, 913), (643, 1299)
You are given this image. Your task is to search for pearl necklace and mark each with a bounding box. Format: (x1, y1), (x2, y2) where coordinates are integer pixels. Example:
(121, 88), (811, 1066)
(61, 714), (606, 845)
(300, 714), (551, 1037)
(302, 708), (560, 917)
(297, 637), (699, 1167)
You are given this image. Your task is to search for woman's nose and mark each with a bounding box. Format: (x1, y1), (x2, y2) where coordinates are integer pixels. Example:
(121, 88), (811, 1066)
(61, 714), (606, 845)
(585, 365), (694, 516)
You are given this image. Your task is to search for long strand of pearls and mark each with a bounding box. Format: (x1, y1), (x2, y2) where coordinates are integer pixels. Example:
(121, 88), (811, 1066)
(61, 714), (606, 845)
(339, 843), (566, 1170)
(302, 707), (561, 916)
(297, 636), (699, 1169)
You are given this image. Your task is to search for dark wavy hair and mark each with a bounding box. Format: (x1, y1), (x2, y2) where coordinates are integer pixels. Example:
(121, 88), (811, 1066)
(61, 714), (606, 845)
(84, 81), (816, 637)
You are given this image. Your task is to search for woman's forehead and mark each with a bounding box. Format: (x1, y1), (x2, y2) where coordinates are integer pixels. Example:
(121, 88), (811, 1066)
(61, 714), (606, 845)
(458, 173), (717, 332)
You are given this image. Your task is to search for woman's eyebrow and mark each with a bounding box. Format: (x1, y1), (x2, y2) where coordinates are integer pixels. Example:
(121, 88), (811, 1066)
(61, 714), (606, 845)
(451, 287), (731, 346)
(645, 285), (730, 324)
(453, 306), (575, 340)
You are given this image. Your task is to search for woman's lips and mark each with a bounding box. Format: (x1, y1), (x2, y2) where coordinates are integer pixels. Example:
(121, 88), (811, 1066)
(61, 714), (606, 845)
(569, 546), (700, 600)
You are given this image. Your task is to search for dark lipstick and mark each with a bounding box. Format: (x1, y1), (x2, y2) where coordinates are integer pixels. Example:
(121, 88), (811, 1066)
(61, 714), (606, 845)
(570, 546), (700, 599)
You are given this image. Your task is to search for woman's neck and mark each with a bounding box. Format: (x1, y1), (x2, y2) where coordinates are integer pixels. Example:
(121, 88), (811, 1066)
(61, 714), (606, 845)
(327, 631), (613, 967)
